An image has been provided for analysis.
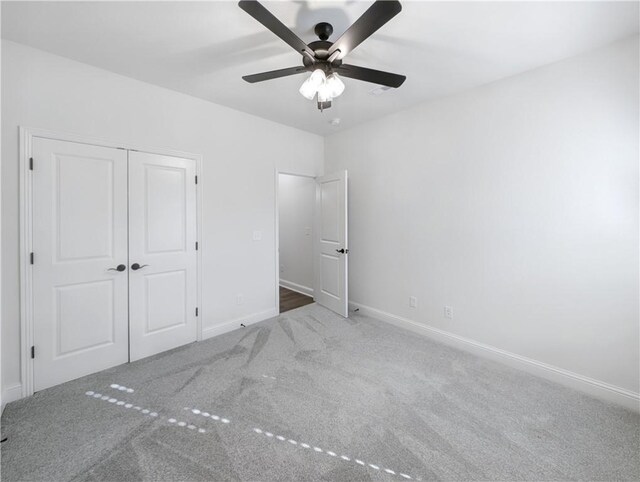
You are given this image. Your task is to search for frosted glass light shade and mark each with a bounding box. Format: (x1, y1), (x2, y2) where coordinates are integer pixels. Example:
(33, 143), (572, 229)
(325, 73), (345, 98)
(299, 69), (326, 100)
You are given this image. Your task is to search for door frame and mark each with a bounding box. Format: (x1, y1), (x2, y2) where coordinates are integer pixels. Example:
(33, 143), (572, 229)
(18, 126), (203, 398)
(274, 170), (317, 314)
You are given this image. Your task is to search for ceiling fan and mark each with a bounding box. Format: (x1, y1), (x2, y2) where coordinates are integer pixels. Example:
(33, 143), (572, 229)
(238, 0), (406, 111)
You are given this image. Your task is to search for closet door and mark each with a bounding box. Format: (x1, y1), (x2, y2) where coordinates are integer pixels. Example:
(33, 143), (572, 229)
(128, 151), (198, 361)
(32, 138), (129, 391)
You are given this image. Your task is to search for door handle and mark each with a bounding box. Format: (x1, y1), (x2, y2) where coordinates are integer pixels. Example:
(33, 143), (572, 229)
(131, 263), (149, 271)
(335, 248), (349, 254)
(108, 264), (127, 272)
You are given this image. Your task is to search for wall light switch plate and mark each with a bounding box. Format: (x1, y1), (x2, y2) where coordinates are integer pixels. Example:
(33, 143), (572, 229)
(409, 296), (418, 308)
(253, 230), (262, 241)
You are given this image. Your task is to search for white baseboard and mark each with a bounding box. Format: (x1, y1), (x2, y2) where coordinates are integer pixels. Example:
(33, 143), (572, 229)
(279, 279), (314, 298)
(202, 308), (279, 340)
(2, 384), (23, 414)
(350, 301), (640, 413)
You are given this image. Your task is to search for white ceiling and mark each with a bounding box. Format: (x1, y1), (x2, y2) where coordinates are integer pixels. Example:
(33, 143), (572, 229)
(2, 1), (638, 135)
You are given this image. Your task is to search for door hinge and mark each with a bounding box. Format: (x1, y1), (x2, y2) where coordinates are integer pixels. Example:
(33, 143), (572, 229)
(195, 175), (198, 185)
(30, 252), (34, 265)
(195, 241), (198, 250)
(29, 157), (33, 170)
(195, 307), (199, 317)
(31, 346), (35, 359)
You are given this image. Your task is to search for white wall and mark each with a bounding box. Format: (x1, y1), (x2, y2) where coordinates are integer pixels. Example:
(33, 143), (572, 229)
(1, 41), (324, 399)
(278, 174), (315, 295)
(325, 37), (640, 402)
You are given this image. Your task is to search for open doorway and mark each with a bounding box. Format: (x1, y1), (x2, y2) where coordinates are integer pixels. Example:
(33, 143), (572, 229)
(276, 169), (349, 317)
(277, 173), (316, 313)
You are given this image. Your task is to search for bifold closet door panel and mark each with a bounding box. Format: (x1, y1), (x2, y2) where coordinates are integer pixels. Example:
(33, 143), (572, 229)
(32, 138), (130, 391)
(128, 151), (198, 361)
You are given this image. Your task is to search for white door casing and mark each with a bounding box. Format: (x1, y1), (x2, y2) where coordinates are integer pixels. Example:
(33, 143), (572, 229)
(314, 171), (348, 317)
(128, 151), (198, 361)
(31, 138), (129, 391)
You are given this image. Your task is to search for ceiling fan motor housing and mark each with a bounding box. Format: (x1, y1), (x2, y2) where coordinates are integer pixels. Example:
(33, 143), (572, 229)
(314, 22), (333, 41)
(303, 40), (342, 71)
(303, 23), (343, 72)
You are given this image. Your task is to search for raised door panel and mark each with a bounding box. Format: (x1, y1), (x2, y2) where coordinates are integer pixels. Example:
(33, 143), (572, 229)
(320, 180), (340, 243)
(145, 165), (186, 254)
(145, 270), (187, 334)
(55, 155), (114, 262)
(320, 254), (341, 300)
(55, 279), (115, 357)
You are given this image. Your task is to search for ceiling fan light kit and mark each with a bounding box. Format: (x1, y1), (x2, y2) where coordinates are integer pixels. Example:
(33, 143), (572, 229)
(239, 0), (406, 111)
(300, 71), (346, 110)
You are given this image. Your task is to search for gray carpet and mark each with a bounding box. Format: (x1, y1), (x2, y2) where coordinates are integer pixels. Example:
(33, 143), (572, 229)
(1, 304), (638, 481)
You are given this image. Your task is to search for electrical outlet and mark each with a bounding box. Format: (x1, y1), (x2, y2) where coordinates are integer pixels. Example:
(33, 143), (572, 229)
(444, 306), (453, 319)
(280, 264), (285, 273)
(253, 230), (262, 241)
(409, 296), (418, 308)
(236, 294), (243, 305)
(304, 227), (311, 237)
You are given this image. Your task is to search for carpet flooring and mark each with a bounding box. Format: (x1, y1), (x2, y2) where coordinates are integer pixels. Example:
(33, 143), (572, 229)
(1, 304), (638, 481)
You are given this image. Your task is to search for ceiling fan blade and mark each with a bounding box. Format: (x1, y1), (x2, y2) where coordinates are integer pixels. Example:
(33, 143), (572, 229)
(238, 1), (315, 58)
(327, 0), (402, 61)
(242, 66), (307, 83)
(335, 64), (406, 88)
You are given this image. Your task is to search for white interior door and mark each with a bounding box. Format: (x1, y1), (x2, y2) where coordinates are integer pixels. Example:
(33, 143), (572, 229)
(128, 151), (198, 361)
(32, 138), (129, 391)
(314, 170), (348, 317)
